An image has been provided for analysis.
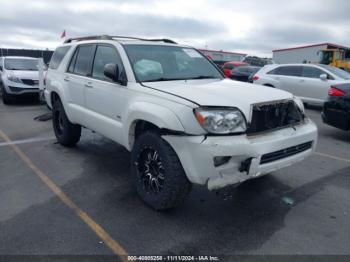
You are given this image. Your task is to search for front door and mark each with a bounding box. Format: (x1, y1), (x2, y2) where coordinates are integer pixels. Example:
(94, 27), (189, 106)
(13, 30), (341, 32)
(84, 44), (128, 142)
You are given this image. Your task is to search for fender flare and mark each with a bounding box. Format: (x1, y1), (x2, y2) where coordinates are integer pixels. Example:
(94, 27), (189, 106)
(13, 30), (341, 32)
(47, 80), (74, 121)
(124, 102), (185, 150)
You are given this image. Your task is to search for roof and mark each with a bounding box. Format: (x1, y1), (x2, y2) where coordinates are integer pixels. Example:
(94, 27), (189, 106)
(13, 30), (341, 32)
(273, 43), (350, 52)
(198, 49), (247, 56)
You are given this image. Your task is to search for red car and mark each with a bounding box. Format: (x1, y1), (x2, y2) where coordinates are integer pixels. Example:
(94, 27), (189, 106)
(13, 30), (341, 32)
(223, 61), (249, 78)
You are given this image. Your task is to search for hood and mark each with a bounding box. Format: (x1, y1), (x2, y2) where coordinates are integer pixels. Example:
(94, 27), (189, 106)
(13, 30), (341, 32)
(7, 70), (39, 80)
(143, 79), (294, 117)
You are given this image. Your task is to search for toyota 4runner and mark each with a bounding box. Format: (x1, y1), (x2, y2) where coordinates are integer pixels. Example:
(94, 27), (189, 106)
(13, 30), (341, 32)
(45, 35), (318, 210)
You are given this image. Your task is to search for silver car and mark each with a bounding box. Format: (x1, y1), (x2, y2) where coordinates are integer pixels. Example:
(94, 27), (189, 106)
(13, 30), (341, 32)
(253, 63), (350, 105)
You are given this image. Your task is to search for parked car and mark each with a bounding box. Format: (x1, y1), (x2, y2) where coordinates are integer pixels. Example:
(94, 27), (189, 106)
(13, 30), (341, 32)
(230, 65), (261, 82)
(243, 56), (274, 67)
(322, 84), (350, 130)
(45, 35), (317, 210)
(222, 61), (248, 78)
(0, 56), (44, 104)
(253, 64), (350, 105)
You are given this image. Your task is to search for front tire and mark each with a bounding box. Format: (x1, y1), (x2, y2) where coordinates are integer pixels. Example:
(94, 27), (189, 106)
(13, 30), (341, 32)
(52, 99), (81, 147)
(131, 131), (192, 210)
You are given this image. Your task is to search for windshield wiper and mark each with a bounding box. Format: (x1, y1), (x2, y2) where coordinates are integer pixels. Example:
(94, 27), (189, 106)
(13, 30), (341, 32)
(185, 75), (220, 80)
(142, 77), (183, 82)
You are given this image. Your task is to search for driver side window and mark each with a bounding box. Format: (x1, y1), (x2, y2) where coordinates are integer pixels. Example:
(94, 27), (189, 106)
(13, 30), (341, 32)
(92, 45), (126, 82)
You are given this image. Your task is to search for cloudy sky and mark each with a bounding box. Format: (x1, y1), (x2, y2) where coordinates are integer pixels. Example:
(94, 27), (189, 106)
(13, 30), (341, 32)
(0, 0), (349, 57)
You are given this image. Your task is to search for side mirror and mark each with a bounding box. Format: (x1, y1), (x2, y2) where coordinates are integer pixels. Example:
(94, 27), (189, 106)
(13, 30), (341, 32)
(320, 74), (327, 81)
(104, 63), (119, 82)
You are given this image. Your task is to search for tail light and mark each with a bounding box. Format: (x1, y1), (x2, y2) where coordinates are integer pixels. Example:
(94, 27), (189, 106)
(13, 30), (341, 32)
(328, 86), (345, 97)
(252, 75), (259, 81)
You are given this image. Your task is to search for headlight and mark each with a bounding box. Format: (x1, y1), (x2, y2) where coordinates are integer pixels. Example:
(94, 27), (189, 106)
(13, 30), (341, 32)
(7, 75), (22, 83)
(194, 107), (246, 134)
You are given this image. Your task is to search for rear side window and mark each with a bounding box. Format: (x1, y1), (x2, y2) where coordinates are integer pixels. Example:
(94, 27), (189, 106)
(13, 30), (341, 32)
(68, 45), (95, 76)
(224, 64), (234, 70)
(302, 66), (325, 78)
(268, 66), (302, 77)
(49, 46), (71, 69)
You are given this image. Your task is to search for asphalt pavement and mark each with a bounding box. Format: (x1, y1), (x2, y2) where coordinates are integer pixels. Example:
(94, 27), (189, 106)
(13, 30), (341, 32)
(0, 99), (349, 260)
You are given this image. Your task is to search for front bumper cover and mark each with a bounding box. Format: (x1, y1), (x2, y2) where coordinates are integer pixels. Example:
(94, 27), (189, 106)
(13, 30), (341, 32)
(163, 118), (318, 190)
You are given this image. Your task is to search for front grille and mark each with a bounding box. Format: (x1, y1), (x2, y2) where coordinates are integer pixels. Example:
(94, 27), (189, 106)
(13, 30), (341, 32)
(260, 141), (313, 164)
(247, 100), (304, 134)
(21, 79), (39, 86)
(8, 86), (38, 92)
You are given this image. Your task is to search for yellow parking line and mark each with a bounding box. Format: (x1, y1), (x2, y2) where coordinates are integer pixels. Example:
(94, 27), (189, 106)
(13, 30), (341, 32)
(315, 151), (350, 163)
(0, 128), (128, 260)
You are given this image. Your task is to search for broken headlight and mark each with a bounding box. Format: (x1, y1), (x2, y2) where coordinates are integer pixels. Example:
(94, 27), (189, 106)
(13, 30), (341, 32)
(194, 107), (246, 134)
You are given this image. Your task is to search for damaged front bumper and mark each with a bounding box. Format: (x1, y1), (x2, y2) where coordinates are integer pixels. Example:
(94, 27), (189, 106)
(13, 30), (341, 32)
(163, 118), (318, 190)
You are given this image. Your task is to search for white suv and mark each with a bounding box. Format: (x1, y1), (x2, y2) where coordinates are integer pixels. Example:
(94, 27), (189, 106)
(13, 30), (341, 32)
(0, 56), (42, 104)
(253, 63), (350, 105)
(45, 35), (318, 210)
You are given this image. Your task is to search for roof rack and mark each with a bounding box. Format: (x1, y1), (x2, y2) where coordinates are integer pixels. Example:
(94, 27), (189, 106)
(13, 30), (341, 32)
(64, 35), (112, 43)
(64, 35), (177, 44)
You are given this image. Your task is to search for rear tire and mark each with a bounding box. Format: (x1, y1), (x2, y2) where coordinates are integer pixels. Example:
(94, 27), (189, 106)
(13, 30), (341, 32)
(52, 99), (81, 147)
(1, 84), (13, 105)
(131, 131), (192, 210)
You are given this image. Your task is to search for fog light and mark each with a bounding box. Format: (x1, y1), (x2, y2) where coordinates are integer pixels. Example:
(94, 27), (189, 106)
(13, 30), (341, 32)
(213, 156), (231, 167)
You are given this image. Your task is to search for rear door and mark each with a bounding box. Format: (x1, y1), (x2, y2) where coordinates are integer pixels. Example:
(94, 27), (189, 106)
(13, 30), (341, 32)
(300, 66), (331, 104)
(272, 66), (303, 95)
(65, 44), (96, 107)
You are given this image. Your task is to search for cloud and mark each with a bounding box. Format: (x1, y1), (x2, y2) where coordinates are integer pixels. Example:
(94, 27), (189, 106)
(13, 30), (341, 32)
(0, 0), (349, 57)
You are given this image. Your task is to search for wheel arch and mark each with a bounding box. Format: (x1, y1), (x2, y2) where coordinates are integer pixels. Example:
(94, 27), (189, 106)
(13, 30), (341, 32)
(125, 102), (185, 151)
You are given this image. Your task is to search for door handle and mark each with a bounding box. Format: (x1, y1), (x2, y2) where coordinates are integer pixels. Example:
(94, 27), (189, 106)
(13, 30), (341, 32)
(64, 76), (70, 82)
(85, 82), (93, 88)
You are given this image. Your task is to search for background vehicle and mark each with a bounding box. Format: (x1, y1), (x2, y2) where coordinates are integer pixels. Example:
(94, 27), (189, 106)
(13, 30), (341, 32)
(230, 65), (261, 82)
(0, 56), (44, 104)
(243, 56), (274, 67)
(45, 35), (317, 210)
(319, 49), (350, 72)
(253, 63), (350, 105)
(322, 84), (350, 131)
(222, 61), (248, 78)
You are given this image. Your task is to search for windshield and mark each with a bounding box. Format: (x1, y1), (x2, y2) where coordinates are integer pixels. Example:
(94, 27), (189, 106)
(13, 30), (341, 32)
(319, 64), (350, 80)
(123, 44), (223, 82)
(4, 58), (39, 71)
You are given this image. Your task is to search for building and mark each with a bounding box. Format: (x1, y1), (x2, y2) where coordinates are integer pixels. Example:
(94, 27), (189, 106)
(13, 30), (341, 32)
(198, 49), (246, 64)
(272, 43), (350, 64)
(0, 48), (54, 64)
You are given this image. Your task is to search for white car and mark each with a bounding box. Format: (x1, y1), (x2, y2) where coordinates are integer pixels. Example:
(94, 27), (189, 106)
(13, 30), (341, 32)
(45, 35), (317, 210)
(0, 56), (43, 104)
(253, 63), (350, 105)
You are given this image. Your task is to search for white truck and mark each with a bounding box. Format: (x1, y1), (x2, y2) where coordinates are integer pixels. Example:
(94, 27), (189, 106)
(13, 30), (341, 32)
(44, 35), (318, 210)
